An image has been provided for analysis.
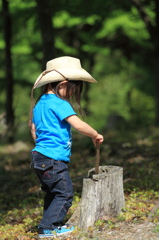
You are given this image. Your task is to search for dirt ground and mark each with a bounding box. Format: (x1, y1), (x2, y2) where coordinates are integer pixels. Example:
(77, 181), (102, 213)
(100, 222), (159, 240)
(56, 222), (159, 240)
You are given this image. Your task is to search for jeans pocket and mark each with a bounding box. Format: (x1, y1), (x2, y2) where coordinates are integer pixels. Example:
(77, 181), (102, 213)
(34, 160), (58, 183)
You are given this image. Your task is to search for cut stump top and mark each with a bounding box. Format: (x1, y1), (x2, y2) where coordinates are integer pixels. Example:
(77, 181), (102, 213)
(87, 165), (123, 181)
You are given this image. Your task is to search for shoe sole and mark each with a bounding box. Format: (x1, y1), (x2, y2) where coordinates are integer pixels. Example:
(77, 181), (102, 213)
(39, 235), (54, 239)
(55, 229), (74, 236)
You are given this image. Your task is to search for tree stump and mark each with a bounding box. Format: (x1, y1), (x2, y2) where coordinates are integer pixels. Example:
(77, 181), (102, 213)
(68, 165), (125, 229)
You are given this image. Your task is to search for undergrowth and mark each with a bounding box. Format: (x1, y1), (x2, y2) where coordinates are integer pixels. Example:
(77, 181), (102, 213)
(1, 128), (159, 239)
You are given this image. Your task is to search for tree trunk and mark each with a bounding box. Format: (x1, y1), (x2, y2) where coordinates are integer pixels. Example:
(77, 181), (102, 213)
(2, 0), (14, 142)
(68, 166), (125, 229)
(36, 0), (55, 70)
(154, 0), (159, 125)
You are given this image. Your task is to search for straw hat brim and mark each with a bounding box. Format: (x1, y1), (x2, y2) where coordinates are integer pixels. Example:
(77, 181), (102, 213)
(33, 68), (97, 89)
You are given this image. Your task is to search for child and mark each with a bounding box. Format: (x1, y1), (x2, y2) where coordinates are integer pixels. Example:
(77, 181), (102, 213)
(29, 56), (104, 238)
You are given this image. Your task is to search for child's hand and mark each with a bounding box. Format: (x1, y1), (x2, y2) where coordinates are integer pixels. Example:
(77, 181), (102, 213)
(92, 134), (104, 146)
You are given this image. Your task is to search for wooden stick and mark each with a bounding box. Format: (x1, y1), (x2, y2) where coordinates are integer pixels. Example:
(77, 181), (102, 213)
(95, 143), (100, 174)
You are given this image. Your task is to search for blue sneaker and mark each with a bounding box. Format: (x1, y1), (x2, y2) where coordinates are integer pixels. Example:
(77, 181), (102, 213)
(38, 226), (74, 238)
(38, 228), (54, 238)
(54, 226), (74, 236)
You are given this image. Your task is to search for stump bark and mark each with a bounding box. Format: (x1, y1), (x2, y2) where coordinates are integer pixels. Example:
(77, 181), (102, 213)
(68, 165), (125, 229)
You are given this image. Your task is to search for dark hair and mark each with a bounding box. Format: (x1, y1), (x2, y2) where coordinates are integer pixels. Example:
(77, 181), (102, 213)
(51, 80), (84, 116)
(36, 80), (83, 115)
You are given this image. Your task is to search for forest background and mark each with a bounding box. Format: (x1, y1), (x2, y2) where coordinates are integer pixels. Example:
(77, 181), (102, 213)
(1, 0), (159, 239)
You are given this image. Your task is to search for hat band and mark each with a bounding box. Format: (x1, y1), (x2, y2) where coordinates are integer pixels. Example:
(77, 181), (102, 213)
(34, 69), (68, 89)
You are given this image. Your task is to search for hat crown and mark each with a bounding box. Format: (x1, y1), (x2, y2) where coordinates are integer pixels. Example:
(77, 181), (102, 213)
(46, 56), (81, 71)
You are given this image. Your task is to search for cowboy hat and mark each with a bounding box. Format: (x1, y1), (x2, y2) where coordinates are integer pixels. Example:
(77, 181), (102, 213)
(33, 56), (97, 89)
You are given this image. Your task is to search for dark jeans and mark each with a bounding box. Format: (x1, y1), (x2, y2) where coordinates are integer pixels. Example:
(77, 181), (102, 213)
(31, 151), (73, 230)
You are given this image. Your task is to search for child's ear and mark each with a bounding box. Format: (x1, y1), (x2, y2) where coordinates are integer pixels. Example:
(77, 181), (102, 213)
(59, 81), (68, 88)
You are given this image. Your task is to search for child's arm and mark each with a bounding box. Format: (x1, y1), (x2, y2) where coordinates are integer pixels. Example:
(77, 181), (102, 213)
(65, 115), (104, 146)
(31, 123), (36, 142)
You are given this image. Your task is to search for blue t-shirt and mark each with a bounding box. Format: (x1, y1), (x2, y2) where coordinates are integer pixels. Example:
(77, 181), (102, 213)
(32, 94), (76, 162)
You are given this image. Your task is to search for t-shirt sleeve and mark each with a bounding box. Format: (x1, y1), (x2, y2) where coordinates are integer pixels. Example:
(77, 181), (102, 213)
(55, 101), (77, 121)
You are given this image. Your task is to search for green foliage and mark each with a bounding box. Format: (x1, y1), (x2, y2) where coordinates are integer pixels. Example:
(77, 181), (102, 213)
(96, 8), (150, 44)
(118, 190), (159, 222)
(153, 225), (159, 233)
(0, 0), (157, 135)
(83, 51), (155, 130)
(54, 11), (82, 28)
